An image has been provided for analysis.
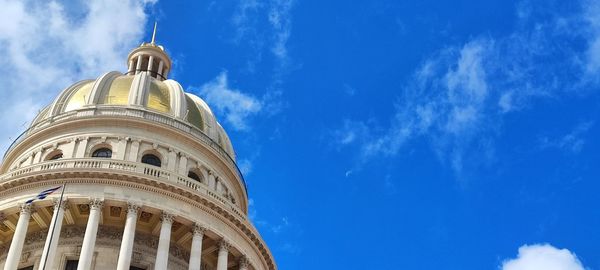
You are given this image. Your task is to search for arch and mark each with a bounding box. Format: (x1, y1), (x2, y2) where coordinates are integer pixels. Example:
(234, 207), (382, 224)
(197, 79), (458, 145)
(187, 167), (204, 183)
(45, 150), (63, 161)
(91, 148), (112, 158)
(141, 153), (162, 167)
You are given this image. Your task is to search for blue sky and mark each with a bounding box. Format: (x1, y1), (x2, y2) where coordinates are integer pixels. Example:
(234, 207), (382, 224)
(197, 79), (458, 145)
(0, 0), (599, 269)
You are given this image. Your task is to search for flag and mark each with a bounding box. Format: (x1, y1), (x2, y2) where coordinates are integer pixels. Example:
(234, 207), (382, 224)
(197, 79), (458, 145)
(25, 186), (61, 204)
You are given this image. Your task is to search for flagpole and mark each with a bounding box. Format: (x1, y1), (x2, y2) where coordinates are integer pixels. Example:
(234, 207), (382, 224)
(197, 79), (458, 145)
(40, 183), (66, 270)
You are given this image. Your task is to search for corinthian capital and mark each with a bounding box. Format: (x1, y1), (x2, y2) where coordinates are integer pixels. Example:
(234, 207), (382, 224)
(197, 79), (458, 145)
(126, 202), (141, 214)
(89, 198), (104, 210)
(218, 239), (231, 252)
(160, 212), (174, 224)
(192, 224), (206, 236)
(20, 204), (33, 214)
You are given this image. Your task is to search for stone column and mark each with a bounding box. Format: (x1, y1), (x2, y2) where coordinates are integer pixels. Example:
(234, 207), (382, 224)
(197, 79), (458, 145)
(167, 149), (177, 172)
(128, 60), (134, 74)
(116, 137), (128, 160)
(77, 199), (103, 270)
(148, 56), (155, 75)
(38, 199), (68, 270)
(75, 137), (88, 158)
(158, 61), (164, 79)
(135, 55), (143, 74)
(129, 140), (140, 162)
(178, 154), (188, 175)
(208, 171), (216, 190)
(4, 204), (32, 270)
(154, 212), (174, 270)
(238, 256), (250, 270)
(216, 240), (230, 270)
(188, 224), (206, 270)
(116, 203), (140, 270)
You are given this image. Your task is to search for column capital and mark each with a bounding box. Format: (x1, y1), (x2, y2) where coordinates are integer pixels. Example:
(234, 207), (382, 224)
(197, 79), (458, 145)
(19, 203), (33, 214)
(52, 199), (69, 210)
(160, 212), (174, 224)
(89, 198), (104, 210)
(218, 239), (231, 252)
(238, 256), (250, 268)
(126, 202), (141, 214)
(192, 224), (206, 236)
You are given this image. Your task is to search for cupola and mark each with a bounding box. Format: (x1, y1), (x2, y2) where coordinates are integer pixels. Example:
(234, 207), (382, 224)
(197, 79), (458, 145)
(125, 22), (172, 80)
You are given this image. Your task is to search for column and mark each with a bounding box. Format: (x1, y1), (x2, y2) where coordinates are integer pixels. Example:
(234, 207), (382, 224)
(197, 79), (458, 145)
(77, 199), (103, 270)
(148, 56), (155, 75)
(129, 140), (140, 162)
(238, 256), (250, 270)
(128, 59), (134, 74)
(75, 137), (88, 158)
(157, 61), (164, 79)
(208, 171), (216, 190)
(135, 55), (143, 74)
(188, 224), (206, 270)
(178, 154), (188, 175)
(154, 212), (174, 270)
(116, 137), (128, 160)
(216, 240), (230, 270)
(116, 203), (140, 270)
(167, 149), (177, 172)
(4, 204), (32, 270)
(38, 199), (68, 270)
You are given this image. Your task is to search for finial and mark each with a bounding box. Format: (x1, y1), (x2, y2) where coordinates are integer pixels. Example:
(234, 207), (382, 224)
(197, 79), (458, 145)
(151, 21), (158, 45)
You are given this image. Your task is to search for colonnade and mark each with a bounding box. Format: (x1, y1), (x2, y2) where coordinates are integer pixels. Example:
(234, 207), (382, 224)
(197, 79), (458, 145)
(2, 199), (250, 270)
(128, 55), (169, 80)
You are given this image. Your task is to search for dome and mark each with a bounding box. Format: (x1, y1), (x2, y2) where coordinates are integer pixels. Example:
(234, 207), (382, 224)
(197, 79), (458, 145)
(35, 71), (235, 158)
(0, 25), (276, 270)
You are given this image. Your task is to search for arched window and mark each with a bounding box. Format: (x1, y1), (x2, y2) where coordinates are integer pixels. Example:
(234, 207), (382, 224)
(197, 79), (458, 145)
(49, 153), (63, 160)
(188, 171), (201, 182)
(141, 154), (161, 167)
(92, 148), (112, 158)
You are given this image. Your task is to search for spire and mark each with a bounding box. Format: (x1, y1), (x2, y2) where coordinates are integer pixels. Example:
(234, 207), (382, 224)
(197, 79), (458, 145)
(151, 21), (158, 45)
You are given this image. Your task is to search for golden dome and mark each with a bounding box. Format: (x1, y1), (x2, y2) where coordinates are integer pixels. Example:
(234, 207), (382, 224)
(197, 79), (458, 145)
(30, 30), (236, 159)
(35, 70), (234, 158)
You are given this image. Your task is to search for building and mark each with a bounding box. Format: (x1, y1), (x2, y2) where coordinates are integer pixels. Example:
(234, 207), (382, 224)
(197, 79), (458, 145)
(0, 29), (276, 270)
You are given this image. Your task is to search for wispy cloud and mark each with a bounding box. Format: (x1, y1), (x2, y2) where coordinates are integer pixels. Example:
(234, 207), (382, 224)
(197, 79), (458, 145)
(335, 0), (600, 176)
(501, 244), (586, 270)
(539, 121), (594, 153)
(248, 197), (302, 254)
(0, 0), (156, 153)
(197, 71), (263, 131)
(268, 0), (294, 66)
(232, 0), (295, 67)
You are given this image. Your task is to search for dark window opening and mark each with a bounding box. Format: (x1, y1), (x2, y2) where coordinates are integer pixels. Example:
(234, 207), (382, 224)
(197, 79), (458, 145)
(188, 171), (201, 182)
(49, 153), (63, 160)
(92, 148), (112, 158)
(141, 154), (161, 167)
(65, 260), (78, 270)
(18, 266), (34, 270)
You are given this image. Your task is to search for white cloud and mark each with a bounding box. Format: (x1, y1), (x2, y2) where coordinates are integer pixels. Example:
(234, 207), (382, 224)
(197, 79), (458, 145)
(0, 0), (155, 153)
(238, 158), (254, 174)
(336, 0), (600, 176)
(268, 0), (294, 65)
(540, 121), (594, 153)
(232, 0), (295, 66)
(501, 244), (586, 270)
(198, 72), (262, 131)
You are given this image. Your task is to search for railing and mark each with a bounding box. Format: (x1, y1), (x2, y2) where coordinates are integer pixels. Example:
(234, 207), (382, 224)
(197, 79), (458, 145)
(2, 106), (247, 194)
(0, 158), (246, 220)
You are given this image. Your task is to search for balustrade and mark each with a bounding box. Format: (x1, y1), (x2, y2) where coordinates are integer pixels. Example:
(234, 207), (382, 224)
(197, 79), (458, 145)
(2, 106), (246, 193)
(0, 158), (245, 220)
